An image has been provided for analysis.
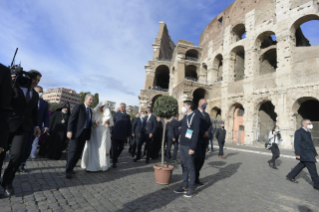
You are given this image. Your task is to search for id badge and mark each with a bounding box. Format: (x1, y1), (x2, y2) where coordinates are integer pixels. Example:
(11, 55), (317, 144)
(185, 129), (193, 139)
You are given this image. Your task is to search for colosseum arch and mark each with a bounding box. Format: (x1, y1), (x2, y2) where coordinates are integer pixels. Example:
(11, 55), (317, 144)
(185, 65), (198, 81)
(255, 31), (277, 75)
(212, 54), (223, 83)
(290, 14), (319, 47)
(231, 23), (246, 44)
(230, 46), (245, 82)
(210, 107), (222, 120)
(192, 88), (208, 109)
(227, 103), (245, 144)
(256, 100), (277, 143)
(151, 94), (163, 107)
(153, 65), (170, 89)
(185, 49), (199, 61)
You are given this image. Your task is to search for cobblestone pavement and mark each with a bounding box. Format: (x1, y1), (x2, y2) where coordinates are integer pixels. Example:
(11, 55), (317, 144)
(1, 146), (319, 212)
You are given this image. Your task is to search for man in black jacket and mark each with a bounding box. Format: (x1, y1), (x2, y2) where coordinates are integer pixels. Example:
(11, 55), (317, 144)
(216, 123), (226, 158)
(139, 107), (156, 164)
(110, 103), (131, 168)
(0, 64), (12, 157)
(286, 119), (319, 190)
(0, 69), (41, 197)
(167, 115), (179, 162)
(131, 112), (145, 158)
(172, 100), (200, 198)
(66, 94), (95, 178)
(194, 99), (212, 185)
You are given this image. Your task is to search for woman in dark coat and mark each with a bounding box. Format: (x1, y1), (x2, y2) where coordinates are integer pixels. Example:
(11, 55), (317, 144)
(38, 102), (71, 159)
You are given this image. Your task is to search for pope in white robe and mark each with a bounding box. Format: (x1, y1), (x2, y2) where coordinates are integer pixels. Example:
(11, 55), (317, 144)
(81, 101), (114, 171)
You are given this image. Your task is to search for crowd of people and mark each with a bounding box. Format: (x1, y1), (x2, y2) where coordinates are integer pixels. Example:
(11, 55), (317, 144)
(1, 63), (319, 199)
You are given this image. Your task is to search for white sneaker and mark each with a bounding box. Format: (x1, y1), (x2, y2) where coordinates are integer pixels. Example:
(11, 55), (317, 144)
(30, 155), (36, 159)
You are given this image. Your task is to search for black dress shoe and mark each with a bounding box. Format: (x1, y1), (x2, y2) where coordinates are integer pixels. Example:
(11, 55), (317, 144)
(272, 165), (278, 170)
(112, 164), (117, 168)
(145, 160), (149, 164)
(268, 161), (272, 167)
(72, 171), (76, 174)
(286, 177), (298, 183)
(20, 167), (27, 173)
(133, 158), (138, 162)
(196, 180), (204, 185)
(66, 173), (73, 179)
(3, 184), (14, 197)
(314, 187), (319, 191)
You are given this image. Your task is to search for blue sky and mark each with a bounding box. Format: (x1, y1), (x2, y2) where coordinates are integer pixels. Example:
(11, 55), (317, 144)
(0, 0), (318, 107)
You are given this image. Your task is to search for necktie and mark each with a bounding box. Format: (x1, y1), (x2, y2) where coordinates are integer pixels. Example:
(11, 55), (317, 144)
(86, 107), (90, 128)
(26, 89), (31, 103)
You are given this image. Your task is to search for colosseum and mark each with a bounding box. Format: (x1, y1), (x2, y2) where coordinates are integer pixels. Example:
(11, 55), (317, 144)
(138, 0), (319, 149)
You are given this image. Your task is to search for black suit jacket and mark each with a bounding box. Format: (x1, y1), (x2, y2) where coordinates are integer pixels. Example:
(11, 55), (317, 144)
(216, 128), (226, 141)
(195, 109), (212, 138)
(0, 64), (13, 149)
(141, 114), (157, 135)
(294, 128), (318, 163)
(132, 117), (144, 136)
(67, 104), (92, 139)
(110, 111), (131, 141)
(168, 118), (179, 140)
(9, 87), (39, 133)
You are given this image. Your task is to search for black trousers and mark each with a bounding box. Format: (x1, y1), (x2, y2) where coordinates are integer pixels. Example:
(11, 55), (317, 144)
(166, 138), (178, 160)
(112, 139), (125, 164)
(287, 161), (319, 188)
(135, 134), (145, 160)
(180, 145), (196, 191)
(194, 138), (208, 181)
(218, 139), (225, 156)
(0, 127), (29, 185)
(269, 144), (280, 164)
(65, 129), (88, 174)
(145, 134), (153, 161)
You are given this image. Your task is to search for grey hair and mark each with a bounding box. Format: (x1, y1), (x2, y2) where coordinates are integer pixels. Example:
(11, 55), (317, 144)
(301, 119), (310, 126)
(120, 103), (126, 106)
(85, 94), (94, 99)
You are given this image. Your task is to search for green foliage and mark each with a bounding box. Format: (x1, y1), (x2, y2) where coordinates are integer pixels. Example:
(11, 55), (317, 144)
(49, 102), (60, 112)
(129, 114), (136, 119)
(80, 92), (99, 108)
(111, 110), (115, 115)
(153, 95), (178, 118)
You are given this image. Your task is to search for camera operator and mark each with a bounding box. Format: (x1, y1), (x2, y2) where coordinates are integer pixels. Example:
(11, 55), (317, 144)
(0, 63), (13, 161)
(0, 69), (41, 197)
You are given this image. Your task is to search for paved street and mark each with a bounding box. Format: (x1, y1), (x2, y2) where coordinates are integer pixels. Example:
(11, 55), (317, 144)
(1, 146), (319, 212)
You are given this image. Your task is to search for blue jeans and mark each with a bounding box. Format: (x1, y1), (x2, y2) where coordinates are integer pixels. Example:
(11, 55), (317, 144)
(180, 145), (196, 191)
(218, 139), (225, 156)
(210, 138), (214, 151)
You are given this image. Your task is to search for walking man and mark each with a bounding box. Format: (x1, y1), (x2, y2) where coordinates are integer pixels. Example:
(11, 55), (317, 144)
(167, 114), (179, 162)
(216, 123), (226, 158)
(286, 119), (319, 190)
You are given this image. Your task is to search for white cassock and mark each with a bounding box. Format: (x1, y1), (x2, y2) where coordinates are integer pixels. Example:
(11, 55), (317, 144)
(81, 101), (114, 171)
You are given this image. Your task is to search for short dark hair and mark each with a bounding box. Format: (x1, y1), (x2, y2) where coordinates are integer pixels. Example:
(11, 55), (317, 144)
(28, 69), (42, 77)
(146, 107), (152, 112)
(183, 100), (194, 109)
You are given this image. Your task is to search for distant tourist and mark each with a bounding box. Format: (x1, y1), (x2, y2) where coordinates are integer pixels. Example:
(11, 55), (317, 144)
(266, 125), (282, 169)
(216, 123), (226, 158)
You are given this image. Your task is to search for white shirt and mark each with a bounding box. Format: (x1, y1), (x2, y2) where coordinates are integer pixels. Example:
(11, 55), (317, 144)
(20, 87), (33, 99)
(302, 127), (308, 132)
(147, 114), (152, 122)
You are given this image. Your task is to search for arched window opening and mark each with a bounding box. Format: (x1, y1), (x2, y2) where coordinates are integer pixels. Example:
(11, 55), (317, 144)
(153, 65), (169, 90)
(211, 107), (222, 120)
(213, 54), (223, 82)
(259, 49), (277, 75)
(260, 35), (277, 49)
(185, 49), (199, 61)
(291, 15), (319, 47)
(258, 101), (277, 143)
(232, 104), (245, 144)
(231, 46), (245, 82)
(193, 88), (207, 109)
(151, 95), (162, 108)
(232, 24), (246, 43)
(185, 65), (198, 81)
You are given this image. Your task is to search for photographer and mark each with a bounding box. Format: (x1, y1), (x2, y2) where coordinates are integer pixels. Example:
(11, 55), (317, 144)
(0, 69), (41, 197)
(0, 63), (13, 159)
(266, 125), (282, 169)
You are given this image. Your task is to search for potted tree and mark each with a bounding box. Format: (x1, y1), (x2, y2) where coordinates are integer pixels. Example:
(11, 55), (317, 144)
(153, 95), (178, 184)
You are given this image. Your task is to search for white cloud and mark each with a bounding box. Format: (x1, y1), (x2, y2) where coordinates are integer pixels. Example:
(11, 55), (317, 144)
(0, 0), (232, 107)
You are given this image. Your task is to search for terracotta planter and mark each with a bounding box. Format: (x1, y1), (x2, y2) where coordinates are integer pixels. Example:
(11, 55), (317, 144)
(153, 164), (174, 185)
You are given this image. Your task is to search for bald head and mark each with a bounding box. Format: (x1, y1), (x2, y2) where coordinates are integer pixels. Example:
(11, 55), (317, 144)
(198, 98), (207, 110)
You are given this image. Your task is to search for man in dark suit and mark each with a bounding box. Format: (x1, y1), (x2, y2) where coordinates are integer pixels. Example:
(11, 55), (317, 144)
(139, 107), (157, 164)
(19, 85), (50, 172)
(0, 69), (41, 197)
(167, 114), (179, 162)
(216, 123), (226, 158)
(172, 100), (200, 198)
(286, 119), (319, 190)
(0, 64), (13, 171)
(194, 99), (212, 185)
(110, 103), (131, 168)
(131, 112), (145, 158)
(66, 94), (95, 178)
